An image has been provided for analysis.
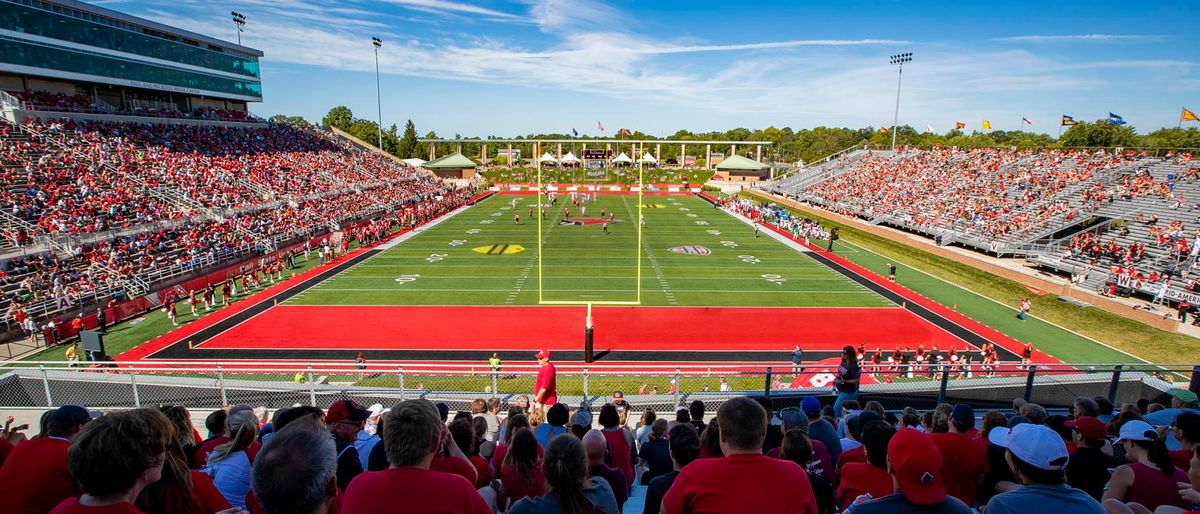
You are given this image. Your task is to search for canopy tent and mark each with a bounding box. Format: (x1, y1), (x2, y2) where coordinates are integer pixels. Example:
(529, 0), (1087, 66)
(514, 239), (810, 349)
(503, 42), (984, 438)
(638, 152), (658, 163)
(714, 154), (768, 171)
(559, 152), (580, 163)
(401, 158), (426, 168)
(611, 152), (633, 164)
(538, 152), (559, 164)
(422, 152), (477, 169)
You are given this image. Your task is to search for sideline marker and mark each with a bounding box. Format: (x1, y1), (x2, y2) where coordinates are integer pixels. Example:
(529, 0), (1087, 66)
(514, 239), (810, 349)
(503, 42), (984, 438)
(187, 340), (194, 350)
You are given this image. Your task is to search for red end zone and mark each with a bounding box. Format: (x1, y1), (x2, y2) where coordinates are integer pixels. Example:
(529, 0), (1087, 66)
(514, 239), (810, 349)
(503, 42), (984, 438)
(193, 305), (962, 352)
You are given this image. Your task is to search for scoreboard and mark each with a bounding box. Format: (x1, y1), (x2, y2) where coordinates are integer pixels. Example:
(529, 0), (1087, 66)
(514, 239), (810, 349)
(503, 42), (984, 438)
(582, 149), (611, 160)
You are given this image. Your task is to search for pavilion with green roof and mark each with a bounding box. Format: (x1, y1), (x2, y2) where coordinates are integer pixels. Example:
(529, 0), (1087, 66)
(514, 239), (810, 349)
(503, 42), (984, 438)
(422, 152), (478, 179)
(713, 154), (769, 182)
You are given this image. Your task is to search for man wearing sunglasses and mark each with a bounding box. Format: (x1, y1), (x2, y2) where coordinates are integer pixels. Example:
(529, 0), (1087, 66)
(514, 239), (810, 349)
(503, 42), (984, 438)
(326, 399), (372, 491)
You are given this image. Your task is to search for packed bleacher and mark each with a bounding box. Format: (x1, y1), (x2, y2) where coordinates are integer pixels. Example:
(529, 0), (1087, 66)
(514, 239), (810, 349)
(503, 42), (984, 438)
(778, 148), (1144, 251)
(7, 90), (260, 123)
(1, 116), (466, 335)
(0, 380), (1196, 514)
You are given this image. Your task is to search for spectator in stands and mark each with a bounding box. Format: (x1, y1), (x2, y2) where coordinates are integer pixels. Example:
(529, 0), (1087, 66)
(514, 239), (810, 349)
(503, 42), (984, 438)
(481, 398), (503, 442)
(582, 430), (629, 510)
(53, 409), (172, 514)
(493, 414), (535, 475)
(161, 406), (200, 465)
(342, 399), (489, 514)
(1102, 420), (1191, 512)
(931, 404), (988, 506)
(251, 419), (336, 514)
(698, 422), (722, 459)
(1169, 412), (1200, 470)
(535, 404), (570, 448)
(1075, 397), (1103, 419)
(0, 405), (92, 514)
(985, 423), (1104, 514)
(639, 423), (696, 513)
(770, 411), (835, 481)
(803, 396), (843, 467)
(194, 406), (259, 469)
(688, 401), (707, 435)
(838, 421), (897, 508)
(509, 435), (619, 514)
(639, 419), (672, 485)
(781, 429), (835, 514)
(837, 410), (881, 476)
(449, 418), (491, 489)
(354, 404), (383, 471)
(138, 407), (231, 514)
(202, 408), (260, 510)
(852, 428), (973, 514)
(570, 410), (592, 440)
(635, 409), (656, 452)
(1065, 416), (1118, 500)
(833, 346), (862, 418)
(500, 428), (547, 508)
(599, 404), (636, 488)
(662, 396), (818, 513)
(1020, 403), (1049, 425)
(325, 400), (368, 491)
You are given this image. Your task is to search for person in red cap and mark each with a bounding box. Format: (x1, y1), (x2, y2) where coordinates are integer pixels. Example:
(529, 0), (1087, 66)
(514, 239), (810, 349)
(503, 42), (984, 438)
(852, 428), (973, 514)
(1065, 416), (1118, 500)
(533, 350), (557, 409)
(326, 399), (371, 492)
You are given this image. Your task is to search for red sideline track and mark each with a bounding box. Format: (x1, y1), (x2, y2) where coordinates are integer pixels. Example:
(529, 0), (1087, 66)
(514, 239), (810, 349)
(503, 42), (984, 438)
(116, 194), (493, 362)
(701, 192), (1062, 364)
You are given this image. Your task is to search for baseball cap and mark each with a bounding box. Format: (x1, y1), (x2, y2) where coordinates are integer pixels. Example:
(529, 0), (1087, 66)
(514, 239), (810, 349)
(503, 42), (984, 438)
(800, 396), (821, 416)
(325, 400), (371, 424)
(848, 411), (883, 441)
(570, 410), (593, 427)
(1168, 388), (1199, 405)
(49, 404), (99, 427)
(1115, 420), (1156, 443)
(535, 349), (551, 360)
(950, 404), (975, 429)
(367, 403), (384, 418)
(989, 423), (1069, 471)
(1065, 416), (1106, 441)
(1006, 415), (1030, 429)
(888, 428), (946, 505)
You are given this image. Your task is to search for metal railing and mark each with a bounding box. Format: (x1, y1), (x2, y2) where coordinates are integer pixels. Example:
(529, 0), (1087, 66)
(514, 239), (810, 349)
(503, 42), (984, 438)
(0, 362), (1193, 415)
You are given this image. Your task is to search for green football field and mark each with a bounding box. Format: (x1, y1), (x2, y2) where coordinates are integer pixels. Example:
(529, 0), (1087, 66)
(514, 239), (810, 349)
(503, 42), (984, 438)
(288, 194), (890, 307)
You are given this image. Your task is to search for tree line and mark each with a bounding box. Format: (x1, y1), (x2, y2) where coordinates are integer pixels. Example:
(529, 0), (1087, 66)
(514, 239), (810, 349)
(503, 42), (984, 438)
(289, 106), (1200, 165)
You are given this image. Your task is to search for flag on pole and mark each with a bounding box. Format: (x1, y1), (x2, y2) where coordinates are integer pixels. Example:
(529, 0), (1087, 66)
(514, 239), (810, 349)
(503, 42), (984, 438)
(1022, 117), (1033, 125)
(879, 126), (890, 133)
(1182, 107), (1199, 123)
(926, 123), (934, 133)
(597, 121), (604, 132)
(1061, 115), (1076, 126)
(955, 121), (966, 129)
(1107, 112), (1126, 125)
(982, 120), (992, 130)
(572, 128), (578, 137)
(619, 128), (631, 137)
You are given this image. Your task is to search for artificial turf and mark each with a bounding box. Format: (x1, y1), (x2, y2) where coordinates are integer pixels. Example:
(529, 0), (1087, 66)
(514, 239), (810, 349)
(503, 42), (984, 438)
(288, 194), (889, 308)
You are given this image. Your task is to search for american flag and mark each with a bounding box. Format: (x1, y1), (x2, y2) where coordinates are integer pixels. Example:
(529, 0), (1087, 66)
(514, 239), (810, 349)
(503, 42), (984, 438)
(1022, 117), (1033, 125)
(597, 121), (604, 132)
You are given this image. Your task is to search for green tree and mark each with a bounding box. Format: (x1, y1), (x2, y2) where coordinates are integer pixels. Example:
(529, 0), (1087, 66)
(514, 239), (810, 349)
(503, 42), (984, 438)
(268, 114), (308, 125)
(397, 119), (420, 158)
(321, 106), (353, 130)
(1059, 121), (1139, 148)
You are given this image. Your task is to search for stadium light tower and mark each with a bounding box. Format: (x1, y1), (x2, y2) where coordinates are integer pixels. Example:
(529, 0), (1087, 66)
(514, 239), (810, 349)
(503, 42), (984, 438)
(372, 37), (383, 150)
(230, 12), (246, 45)
(889, 52), (912, 149)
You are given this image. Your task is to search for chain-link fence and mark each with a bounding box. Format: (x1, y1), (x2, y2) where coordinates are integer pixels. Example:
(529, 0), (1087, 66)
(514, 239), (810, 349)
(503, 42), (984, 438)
(1, 362), (1195, 421)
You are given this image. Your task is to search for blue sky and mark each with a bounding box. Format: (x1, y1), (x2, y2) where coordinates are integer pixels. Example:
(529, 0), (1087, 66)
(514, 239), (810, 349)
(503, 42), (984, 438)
(102, 0), (1198, 137)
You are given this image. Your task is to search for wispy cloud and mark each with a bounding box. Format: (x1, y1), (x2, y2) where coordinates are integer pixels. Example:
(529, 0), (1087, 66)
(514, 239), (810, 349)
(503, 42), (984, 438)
(993, 34), (1168, 43)
(381, 0), (519, 20)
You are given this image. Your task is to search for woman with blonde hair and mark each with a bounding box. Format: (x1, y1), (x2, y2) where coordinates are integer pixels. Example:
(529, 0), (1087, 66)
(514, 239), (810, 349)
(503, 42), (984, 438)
(202, 408), (259, 510)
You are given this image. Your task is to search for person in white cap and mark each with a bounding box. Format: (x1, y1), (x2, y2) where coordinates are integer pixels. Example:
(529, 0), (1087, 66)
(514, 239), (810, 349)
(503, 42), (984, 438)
(1100, 419), (1191, 513)
(983, 423), (1104, 514)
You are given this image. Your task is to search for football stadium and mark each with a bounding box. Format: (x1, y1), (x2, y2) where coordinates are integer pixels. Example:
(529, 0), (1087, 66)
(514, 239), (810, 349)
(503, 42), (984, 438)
(1, 1), (1199, 513)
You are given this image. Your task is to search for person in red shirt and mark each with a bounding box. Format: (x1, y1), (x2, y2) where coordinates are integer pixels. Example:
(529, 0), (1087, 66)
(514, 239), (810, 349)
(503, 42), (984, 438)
(930, 404), (987, 506)
(836, 421), (896, 507)
(662, 396), (818, 514)
(533, 350), (557, 409)
(0, 405), (94, 514)
(50, 408), (172, 514)
(343, 400), (490, 514)
(499, 428), (546, 509)
(1169, 411), (1199, 470)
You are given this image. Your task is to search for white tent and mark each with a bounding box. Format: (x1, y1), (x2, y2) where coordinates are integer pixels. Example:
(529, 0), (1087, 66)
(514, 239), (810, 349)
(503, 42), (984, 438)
(401, 158), (426, 168)
(612, 152), (633, 164)
(559, 152), (580, 164)
(638, 152), (657, 163)
(538, 152), (559, 164)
